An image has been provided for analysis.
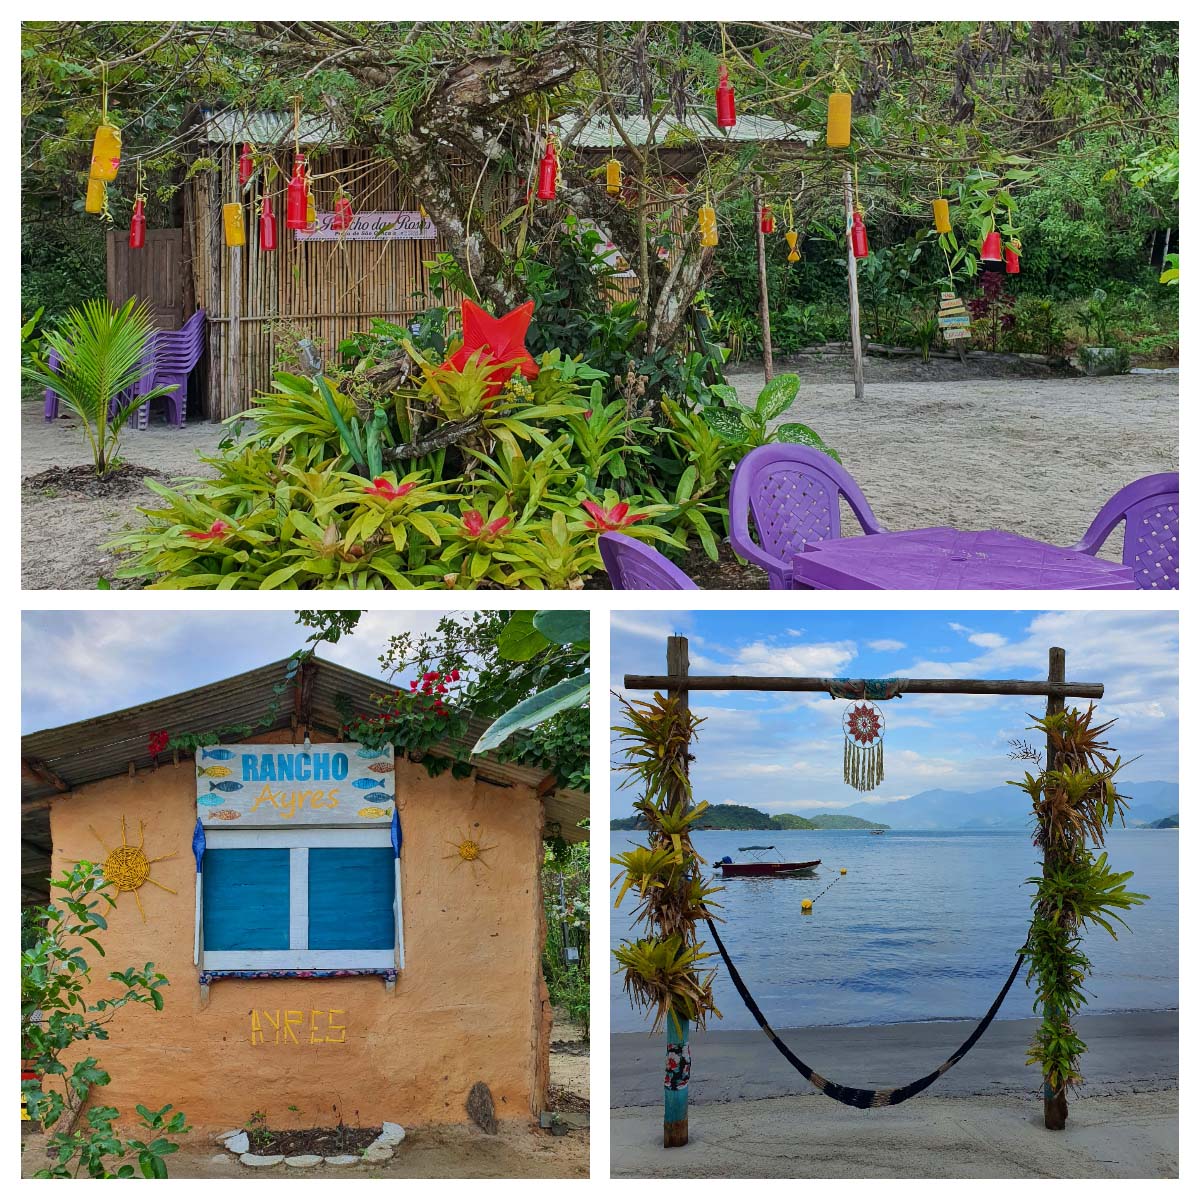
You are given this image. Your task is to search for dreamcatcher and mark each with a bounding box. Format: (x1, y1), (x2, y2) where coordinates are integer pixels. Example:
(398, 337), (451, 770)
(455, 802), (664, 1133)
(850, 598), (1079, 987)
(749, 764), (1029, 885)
(842, 701), (885, 792)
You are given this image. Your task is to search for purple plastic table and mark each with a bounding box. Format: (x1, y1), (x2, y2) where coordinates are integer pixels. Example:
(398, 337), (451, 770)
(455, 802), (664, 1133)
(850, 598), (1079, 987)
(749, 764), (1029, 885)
(792, 528), (1136, 590)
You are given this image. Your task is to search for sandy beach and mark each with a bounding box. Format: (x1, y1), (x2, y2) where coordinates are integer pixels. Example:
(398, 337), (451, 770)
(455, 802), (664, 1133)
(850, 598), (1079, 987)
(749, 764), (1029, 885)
(22, 360), (1177, 589)
(611, 1011), (1177, 1178)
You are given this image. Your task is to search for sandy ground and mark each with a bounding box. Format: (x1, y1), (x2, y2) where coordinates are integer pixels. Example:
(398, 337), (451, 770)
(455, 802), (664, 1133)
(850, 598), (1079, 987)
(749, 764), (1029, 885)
(21, 358), (1177, 589)
(22, 1013), (589, 1179)
(611, 1010), (1177, 1179)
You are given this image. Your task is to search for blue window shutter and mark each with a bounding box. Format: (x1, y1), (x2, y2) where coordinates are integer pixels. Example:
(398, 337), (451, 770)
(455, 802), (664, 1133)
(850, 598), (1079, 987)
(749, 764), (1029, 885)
(307, 848), (395, 951)
(203, 848), (291, 950)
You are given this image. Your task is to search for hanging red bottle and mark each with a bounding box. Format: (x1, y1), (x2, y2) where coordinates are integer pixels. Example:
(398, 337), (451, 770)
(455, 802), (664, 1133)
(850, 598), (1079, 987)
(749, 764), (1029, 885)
(716, 64), (737, 129)
(331, 193), (353, 231)
(850, 211), (869, 259)
(536, 142), (558, 201)
(760, 204), (775, 235)
(238, 143), (254, 187)
(286, 153), (308, 231)
(981, 230), (1003, 271)
(259, 194), (277, 251)
(1005, 239), (1021, 275)
(128, 197), (146, 250)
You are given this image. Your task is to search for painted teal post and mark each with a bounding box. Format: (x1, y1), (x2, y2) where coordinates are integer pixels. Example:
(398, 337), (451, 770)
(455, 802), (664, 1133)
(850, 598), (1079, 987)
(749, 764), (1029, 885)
(664, 1008), (690, 1147)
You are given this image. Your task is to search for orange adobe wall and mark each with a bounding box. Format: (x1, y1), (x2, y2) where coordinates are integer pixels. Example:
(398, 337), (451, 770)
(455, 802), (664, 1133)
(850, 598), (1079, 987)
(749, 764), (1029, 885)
(49, 729), (552, 1132)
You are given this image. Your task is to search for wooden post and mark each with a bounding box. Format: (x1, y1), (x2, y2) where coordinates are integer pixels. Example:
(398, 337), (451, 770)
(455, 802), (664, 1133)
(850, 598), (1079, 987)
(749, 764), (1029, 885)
(1042, 645), (1069, 1131)
(664, 634), (691, 1149)
(844, 168), (865, 400)
(226, 243), (243, 416)
(755, 179), (774, 384)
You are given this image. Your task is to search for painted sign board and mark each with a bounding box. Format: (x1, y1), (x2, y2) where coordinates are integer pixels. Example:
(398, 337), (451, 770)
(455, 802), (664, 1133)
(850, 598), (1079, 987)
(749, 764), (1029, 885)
(294, 211), (436, 241)
(196, 743), (395, 827)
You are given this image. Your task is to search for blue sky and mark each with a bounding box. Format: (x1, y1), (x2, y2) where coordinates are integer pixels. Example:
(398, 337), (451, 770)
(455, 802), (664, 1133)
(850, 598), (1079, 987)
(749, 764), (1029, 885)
(610, 610), (1178, 817)
(21, 611), (457, 733)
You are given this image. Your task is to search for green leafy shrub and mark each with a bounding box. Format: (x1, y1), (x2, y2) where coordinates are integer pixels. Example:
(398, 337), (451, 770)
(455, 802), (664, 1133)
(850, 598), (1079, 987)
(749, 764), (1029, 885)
(22, 864), (189, 1178)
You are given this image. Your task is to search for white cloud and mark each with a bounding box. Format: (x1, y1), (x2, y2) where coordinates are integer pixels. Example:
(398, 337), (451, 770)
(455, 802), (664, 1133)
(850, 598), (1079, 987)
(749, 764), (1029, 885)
(968, 632), (1008, 649)
(868, 638), (906, 652)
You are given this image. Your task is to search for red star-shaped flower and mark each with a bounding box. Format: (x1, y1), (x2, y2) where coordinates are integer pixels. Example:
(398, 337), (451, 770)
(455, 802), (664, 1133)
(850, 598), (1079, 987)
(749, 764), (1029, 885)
(441, 299), (540, 399)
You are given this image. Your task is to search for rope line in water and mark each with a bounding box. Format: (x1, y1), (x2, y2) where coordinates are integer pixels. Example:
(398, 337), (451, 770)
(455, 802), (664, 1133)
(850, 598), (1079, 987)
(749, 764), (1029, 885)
(703, 916), (1025, 1109)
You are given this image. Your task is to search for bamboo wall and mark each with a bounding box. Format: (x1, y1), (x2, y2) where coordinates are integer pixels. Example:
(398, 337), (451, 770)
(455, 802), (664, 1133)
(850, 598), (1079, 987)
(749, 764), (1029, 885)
(186, 145), (492, 420)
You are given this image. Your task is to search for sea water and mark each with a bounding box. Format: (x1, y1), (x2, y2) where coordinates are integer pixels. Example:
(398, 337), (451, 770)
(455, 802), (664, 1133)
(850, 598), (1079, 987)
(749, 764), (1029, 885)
(609, 828), (1178, 1032)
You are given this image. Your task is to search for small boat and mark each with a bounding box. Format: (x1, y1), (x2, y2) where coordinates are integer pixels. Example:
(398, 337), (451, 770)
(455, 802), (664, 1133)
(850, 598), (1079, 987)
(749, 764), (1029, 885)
(717, 846), (821, 878)
(870, 828), (886, 835)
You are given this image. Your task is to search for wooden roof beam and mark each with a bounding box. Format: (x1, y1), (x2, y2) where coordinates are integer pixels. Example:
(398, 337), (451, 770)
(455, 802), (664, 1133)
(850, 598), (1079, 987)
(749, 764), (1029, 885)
(22, 757), (70, 793)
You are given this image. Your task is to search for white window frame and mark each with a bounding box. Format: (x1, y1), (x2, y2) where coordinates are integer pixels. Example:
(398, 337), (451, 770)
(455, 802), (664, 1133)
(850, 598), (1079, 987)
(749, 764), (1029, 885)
(201, 826), (399, 971)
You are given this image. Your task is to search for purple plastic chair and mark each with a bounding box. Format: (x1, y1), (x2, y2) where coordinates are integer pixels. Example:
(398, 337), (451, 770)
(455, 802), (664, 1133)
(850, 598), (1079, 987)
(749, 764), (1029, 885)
(599, 533), (699, 590)
(728, 444), (886, 588)
(43, 347), (62, 420)
(131, 310), (206, 429)
(1071, 472), (1178, 590)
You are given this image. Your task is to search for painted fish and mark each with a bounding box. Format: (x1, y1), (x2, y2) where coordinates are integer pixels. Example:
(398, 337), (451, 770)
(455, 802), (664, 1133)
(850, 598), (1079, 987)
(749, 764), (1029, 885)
(210, 809), (242, 821)
(368, 762), (393, 774)
(201, 748), (236, 761)
(351, 778), (379, 790)
(357, 806), (392, 819)
(198, 795), (223, 806)
(362, 792), (393, 804)
(208, 780), (244, 793)
(356, 748), (390, 760)
(196, 765), (232, 779)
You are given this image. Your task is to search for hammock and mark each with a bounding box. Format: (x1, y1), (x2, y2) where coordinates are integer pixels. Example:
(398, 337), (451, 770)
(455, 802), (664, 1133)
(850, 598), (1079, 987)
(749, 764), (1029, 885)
(704, 916), (1025, 1109)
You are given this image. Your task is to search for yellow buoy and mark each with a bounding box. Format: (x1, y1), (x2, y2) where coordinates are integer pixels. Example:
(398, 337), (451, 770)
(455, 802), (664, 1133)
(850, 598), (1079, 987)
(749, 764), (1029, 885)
(606, 158), (622, 195)
(840, 867), (847, 875)
(84, 176), (106, 214)
(826, 92), (852, 148)
(222, 202), (246, 247)
(933, 198), (951, 234)
(90, 124), (122, 182)
(801, 898), (813, 912)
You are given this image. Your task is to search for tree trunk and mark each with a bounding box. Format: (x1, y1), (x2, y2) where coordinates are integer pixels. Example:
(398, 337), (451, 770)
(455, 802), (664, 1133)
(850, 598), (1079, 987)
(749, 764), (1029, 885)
(844, 169), (865, 400)
(756, 178), (773, 384)
(1042, 645), (1069, 1132)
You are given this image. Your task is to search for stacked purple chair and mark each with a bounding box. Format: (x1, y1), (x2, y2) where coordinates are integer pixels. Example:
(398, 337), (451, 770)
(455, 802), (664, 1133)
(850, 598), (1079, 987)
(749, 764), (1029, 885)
(728, 444), (886, 588)
(130, 309), (206, 429)
(1071, 472), (1179, 589)
(599, 533), (699, 590)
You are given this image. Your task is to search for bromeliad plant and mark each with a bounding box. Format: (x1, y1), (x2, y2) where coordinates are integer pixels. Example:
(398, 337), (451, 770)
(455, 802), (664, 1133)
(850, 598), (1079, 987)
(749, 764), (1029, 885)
(611, 692), (722, 1032)
(21, 864), (189, 1178)
(1008, 707), (1147, 1117)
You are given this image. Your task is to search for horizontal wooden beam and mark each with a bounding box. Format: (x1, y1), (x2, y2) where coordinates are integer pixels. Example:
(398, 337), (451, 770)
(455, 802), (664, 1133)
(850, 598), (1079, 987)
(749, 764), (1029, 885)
(623, 675), (1104, 699)
(22, 757), (69, 793)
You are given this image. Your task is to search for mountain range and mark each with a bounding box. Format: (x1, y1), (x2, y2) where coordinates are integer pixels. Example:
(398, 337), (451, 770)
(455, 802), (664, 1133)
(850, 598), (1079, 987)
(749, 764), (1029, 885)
(838, 780), (1179, 830)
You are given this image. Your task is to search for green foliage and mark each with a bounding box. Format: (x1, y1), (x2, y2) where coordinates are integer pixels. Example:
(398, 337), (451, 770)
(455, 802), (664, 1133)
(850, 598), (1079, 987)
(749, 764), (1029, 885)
(22, 298), (176, 475)
(1009, 707), (1147, 1094)
(22, 863), (189, 1178)
(542, 841), (590, 1035)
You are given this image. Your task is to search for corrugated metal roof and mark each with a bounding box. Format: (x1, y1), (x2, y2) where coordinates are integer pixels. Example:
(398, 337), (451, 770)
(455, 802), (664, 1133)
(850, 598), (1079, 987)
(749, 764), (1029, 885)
(200, 110), (342, 147)
(559, 112), (818, 148)
(22, 656), (588, 892)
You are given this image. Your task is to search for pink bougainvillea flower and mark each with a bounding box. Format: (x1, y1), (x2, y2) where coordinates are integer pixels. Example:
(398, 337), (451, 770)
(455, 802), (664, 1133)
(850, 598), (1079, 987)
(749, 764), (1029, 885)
(440, 300), (540, 399)
(581, 500), (648, 532)
(461, 510), (511, 541)
(364, 477), (416, 502)
(184, 519), (232, 541)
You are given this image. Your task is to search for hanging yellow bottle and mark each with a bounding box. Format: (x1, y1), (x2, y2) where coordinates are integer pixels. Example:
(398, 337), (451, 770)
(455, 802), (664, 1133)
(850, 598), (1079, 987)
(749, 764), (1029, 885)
(89, 124), (122, 182)
(785, 228), (800, 262)
(84, 176), (106, 214)
(223, 202), (246, 247)
(698, 203), (718, 247)
(826, 92), (852, 148)
(933, 198), (951, 234)
(606, 158), (622, 195)
(306, 189), (318, 230)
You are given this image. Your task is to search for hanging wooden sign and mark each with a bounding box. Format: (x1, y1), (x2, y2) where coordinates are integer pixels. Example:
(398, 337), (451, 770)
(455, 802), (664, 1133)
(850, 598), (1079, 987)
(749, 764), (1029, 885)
(196, 743), (395, 826)
(295, 211), (436, 241)
(938, 290), (971, 340)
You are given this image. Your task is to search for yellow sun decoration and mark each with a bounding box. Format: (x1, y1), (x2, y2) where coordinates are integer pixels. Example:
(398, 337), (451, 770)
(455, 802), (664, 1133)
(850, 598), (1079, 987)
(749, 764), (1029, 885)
(444, 824), (496, 870)
(80, 816), (178, 921)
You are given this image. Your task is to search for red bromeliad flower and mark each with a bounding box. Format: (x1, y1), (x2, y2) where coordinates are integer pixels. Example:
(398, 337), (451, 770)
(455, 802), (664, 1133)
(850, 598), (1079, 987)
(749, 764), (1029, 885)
(581, 500), (647, 532)
(461, 510), (511, 541)
(440, 300), (539, 400)
(148, 730), (169, 756)
(364, 477), (416, 502)
(184, 520), (232, 541)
